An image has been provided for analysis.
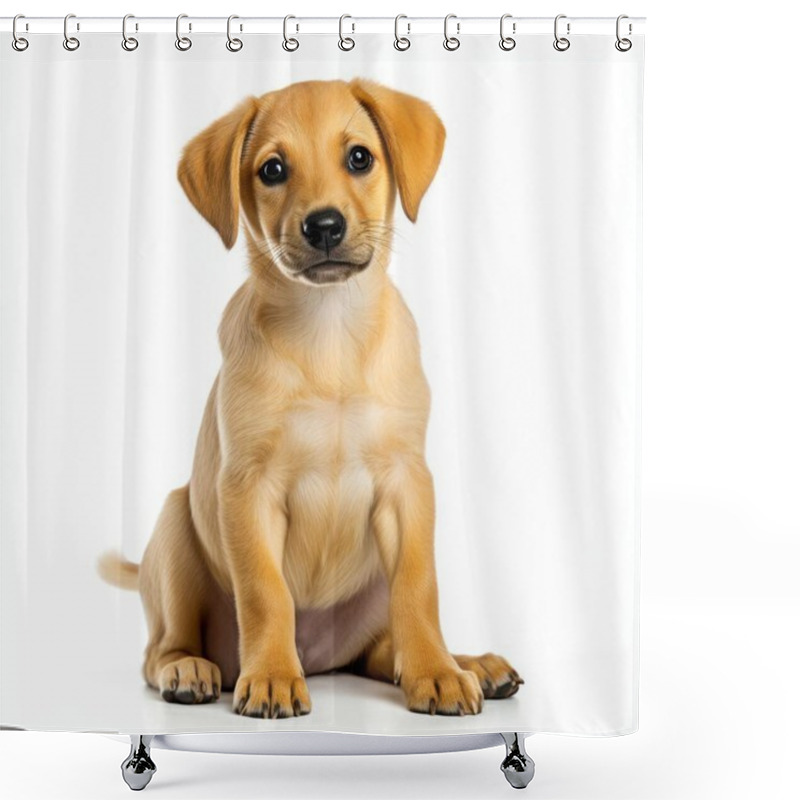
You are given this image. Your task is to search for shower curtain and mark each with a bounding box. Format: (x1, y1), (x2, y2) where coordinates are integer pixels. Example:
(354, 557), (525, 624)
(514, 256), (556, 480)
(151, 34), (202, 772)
(0, 19), (643, 738)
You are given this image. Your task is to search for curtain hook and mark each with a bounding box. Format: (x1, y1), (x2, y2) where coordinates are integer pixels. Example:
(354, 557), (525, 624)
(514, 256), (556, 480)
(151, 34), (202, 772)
(443, 14), (460, 51)
(615, 14), (632, 51)
(283, 15), (299, 51)
(499, 14), (516, 51)
(394, 14), (410, 51)
(63, 13), (80, 51)
(175, 14), (192, 50)
(226, 15), (243, 51)
(12, 14), (29, 51)
(338, 14), (355, 51)
(122, 14), (139, 51)
(553, 14), (570, 51)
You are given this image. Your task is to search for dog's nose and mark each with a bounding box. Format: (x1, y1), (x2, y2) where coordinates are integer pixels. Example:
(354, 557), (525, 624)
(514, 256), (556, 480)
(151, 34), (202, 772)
(301, 208), (347, 251)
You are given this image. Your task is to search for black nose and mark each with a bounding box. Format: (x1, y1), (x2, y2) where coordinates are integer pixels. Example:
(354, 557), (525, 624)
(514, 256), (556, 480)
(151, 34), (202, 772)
(301, 208), (347, 252)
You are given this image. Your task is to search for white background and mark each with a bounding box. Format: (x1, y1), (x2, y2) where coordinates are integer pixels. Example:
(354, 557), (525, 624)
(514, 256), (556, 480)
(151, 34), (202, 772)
(1, 0), (798, 798)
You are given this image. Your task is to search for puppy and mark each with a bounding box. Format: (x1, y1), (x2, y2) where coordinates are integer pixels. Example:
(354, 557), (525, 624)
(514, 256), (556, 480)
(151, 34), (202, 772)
(99, 79), (523, 718)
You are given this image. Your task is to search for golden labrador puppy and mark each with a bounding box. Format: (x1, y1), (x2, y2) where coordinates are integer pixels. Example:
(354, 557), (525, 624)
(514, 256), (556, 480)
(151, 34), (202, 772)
(99, 79), (522, 718)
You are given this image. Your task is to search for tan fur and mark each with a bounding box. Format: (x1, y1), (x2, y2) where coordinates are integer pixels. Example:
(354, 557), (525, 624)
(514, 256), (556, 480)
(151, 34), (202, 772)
(97, 551), (140, 591)
(98, 80), (522, 717)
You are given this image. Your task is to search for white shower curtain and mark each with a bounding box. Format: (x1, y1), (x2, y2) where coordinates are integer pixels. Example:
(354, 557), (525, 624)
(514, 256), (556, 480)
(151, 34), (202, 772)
(0, 24), (643, 737)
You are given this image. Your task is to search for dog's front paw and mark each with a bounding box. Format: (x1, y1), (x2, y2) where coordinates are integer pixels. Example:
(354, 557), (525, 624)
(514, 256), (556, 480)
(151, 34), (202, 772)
(401, 664), (484, 716)
(159, 656), (221, 704)
(233, 673), (311, 718)
(455, 653), (524, 699)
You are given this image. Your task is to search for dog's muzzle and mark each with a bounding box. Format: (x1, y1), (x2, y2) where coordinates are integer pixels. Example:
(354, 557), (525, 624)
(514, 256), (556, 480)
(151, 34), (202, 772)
(297, 208), (371, 284)
(302, 208), (346, 252)
(301, 260), (369, 284)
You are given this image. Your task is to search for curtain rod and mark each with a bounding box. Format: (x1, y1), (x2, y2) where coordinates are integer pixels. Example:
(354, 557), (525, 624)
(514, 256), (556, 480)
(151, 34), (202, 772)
(1, 16), (646, 37)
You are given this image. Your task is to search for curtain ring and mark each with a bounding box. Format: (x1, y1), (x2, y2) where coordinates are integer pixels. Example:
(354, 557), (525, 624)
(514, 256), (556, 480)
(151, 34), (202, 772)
(339, 14), (356, 52)
(175, 14), (192, 51)
(122, 14), (139, 51)
(394, 14), (410, 51)
(12, 14), (29, 52)
(338, 14), (355, 51)
(443, 14), (460, 51)
(63, 13), (80, 51)
(226, 15), (243, 51)
(553, 14), (570, 51)
(499, 14), (516, 51)
(283, 15), (299, 51)
(615, 14), (632, 51)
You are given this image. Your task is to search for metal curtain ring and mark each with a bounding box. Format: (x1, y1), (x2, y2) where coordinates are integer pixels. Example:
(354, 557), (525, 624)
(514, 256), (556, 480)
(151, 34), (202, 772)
(227, 15), (243, 51)
(499, 13), (516, 51)
(63, 13), (80, 51)
(122, 14), (139, 51)
(615, 14), (632, 51)
(175, 14), (192, 51)
(338, 14), (355, 51)
(12, 14), (29, 51)
(283, 15), (299, 51)
(553, 14), (570, 51)
(394, 14), (410, 50)
(443, 14), (460, 51)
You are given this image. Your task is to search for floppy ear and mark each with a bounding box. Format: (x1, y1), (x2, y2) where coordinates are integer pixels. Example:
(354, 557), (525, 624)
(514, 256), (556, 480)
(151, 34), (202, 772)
(177, 97), (259, 249)
(350, 79), (446, 222)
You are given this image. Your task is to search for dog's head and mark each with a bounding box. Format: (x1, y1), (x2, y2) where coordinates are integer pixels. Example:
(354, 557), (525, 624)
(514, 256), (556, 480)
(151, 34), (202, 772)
(178, 79), (445, 286)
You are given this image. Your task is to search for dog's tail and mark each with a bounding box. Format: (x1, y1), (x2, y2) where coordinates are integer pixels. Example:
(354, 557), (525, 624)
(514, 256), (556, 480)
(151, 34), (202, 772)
(96, 550), (140, 591)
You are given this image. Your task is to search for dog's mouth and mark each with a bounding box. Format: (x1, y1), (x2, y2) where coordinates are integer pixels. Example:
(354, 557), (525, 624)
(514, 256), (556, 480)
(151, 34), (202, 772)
(299, 258), (371, 285)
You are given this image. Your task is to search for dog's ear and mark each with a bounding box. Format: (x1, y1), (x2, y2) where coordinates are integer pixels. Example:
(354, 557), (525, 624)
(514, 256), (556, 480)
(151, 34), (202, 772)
(177, 97), (260, 249)
(350, 80), (445, 223)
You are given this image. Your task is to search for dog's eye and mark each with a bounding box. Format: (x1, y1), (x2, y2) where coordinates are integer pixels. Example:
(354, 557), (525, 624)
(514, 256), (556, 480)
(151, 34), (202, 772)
(347, 146), (373, 174)
(259, 158), (287, 186)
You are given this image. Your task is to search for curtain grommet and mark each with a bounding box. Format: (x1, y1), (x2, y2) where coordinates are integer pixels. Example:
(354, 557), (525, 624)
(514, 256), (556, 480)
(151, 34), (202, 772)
(175, 14), (192, 51)
(282, 15), (299, 52)
(553, 14), (570, 52)
(499, 14), (516, 51)
(63, 13), (80, 51)
(12, 14), (29, 51)
(443, 14), (460, 51)
(394, 15), (411, 51)
(338, 14), (355, 51)
(226, 15), (243, 52)
(615, 15), (632, 51)
(121, 14), (139, 52)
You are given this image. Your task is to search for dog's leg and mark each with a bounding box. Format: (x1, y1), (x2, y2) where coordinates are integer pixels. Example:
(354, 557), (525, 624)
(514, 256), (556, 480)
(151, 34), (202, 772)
(372, 457), (484, 715)
(348, 629), (395, 683)
(140, 487), (222, 704)
(218, 470), (310, 718)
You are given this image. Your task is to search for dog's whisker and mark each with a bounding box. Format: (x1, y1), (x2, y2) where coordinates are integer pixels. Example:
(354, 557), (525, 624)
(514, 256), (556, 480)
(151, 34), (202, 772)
(352, 274), (365, 307)
(361, 219), (397, 231)
(303, 283), (315, 313)
(342, 104), (366, 137)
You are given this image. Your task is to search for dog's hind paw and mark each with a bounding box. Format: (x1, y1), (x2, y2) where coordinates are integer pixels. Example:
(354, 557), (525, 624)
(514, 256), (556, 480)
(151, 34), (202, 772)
(159, 656), (222, 704)
(454, 653), (524, 700)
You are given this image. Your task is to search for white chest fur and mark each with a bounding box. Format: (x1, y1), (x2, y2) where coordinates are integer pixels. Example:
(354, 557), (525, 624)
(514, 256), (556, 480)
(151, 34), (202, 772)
(279, 395), (391, 610)
(231, 280), (424, 611)
(285, 395), (388, 464)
